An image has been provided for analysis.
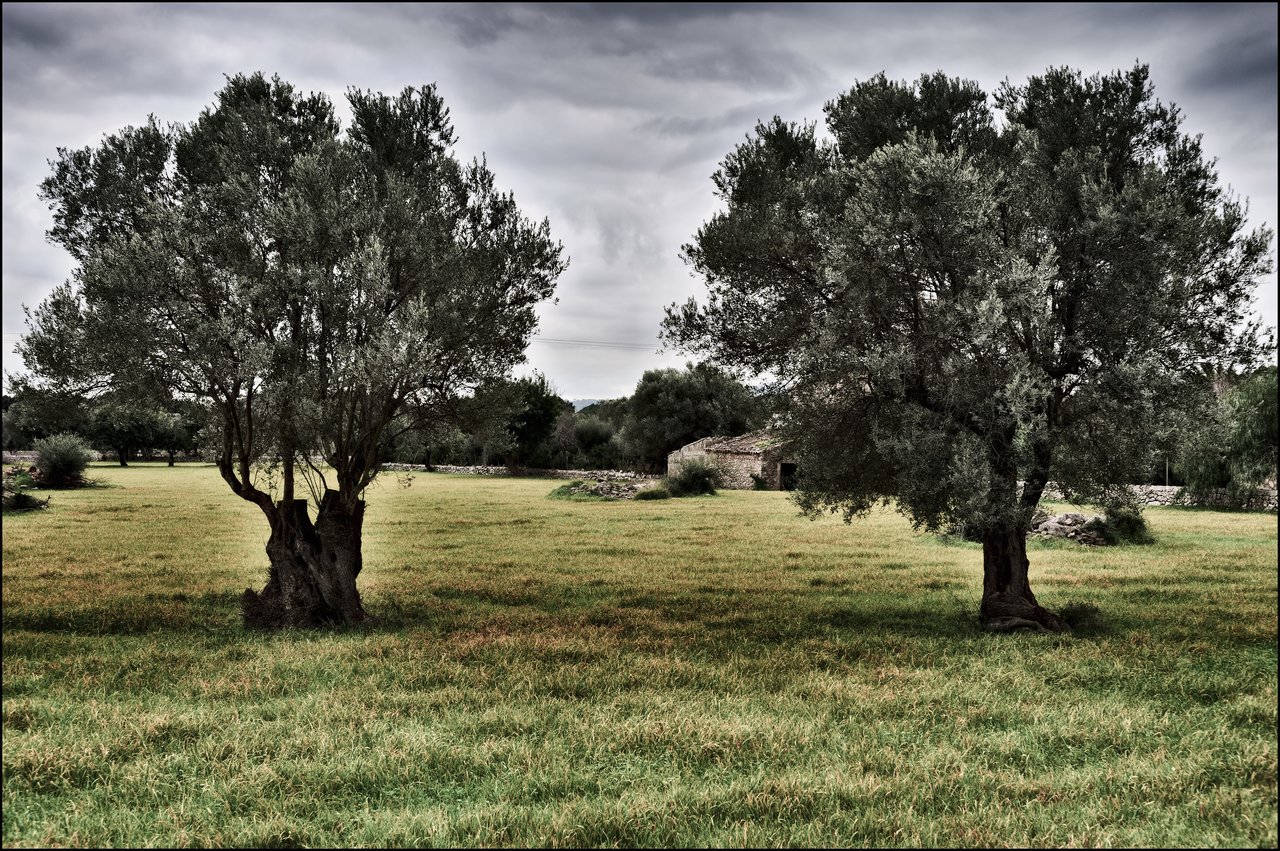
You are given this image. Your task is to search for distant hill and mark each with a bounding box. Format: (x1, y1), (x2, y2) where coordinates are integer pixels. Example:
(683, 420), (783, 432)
(570, 399), (601, 411)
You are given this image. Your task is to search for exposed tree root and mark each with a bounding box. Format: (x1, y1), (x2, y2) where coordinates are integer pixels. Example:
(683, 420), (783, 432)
(980, 592), (1070, 634)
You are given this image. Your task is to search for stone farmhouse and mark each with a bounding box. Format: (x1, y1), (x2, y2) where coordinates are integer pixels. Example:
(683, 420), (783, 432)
(666, 429), (797, 490)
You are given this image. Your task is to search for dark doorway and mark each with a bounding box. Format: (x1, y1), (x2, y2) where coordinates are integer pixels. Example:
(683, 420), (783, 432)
(780, 463), (798, 490)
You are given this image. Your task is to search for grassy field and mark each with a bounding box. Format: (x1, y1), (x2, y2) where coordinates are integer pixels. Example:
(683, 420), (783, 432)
(3, 462), (1276, 847)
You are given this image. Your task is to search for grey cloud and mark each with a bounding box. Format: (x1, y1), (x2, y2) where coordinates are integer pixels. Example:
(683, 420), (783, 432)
(638, 99), (798, 139)
(538, 3), (786, 28)
(439, 4), (538, 48)
(1181, 23), (1277, 95)
(2, 2), (1276, 399)
(1, 3), (77, 52)
(642, 43), (819, 89)
(438, 3), (790, 52)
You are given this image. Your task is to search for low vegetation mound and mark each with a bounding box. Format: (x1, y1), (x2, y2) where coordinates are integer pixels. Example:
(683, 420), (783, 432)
(2, 467), (50, 512)
(549, 479), (654, 501)
(634, 486), (671, 500)
(31, 433), (93, 488)
(662, 459), (723, 497)
(1098, 504), (1155, 545)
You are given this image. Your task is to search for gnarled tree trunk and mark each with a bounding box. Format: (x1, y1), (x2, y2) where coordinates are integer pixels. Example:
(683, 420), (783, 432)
(241, 490), (369, 629)
(980, 525), (1068, 633)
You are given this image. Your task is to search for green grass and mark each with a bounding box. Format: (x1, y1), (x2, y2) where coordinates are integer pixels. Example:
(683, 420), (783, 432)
(3, 462), (1276, 847)
(547, 480), (610, 502)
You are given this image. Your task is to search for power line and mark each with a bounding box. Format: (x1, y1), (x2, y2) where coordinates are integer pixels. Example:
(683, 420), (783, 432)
(530, 336), (659, 351)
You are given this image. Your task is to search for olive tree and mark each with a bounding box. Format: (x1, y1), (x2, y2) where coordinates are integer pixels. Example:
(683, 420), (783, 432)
(663, 66), (1273, 632)
(24, 73), (566, 628)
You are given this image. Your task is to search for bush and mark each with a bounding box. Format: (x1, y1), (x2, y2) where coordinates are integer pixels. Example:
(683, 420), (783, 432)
(1103, 503), (1154, 544)
(1078, 504), (1154, 545)
(662, 459), (723, 497)
(6, 465), (38, 490)
(749, 473), (768, 490)
(634, 486), (671, 500)
(32, 432), (93, 487)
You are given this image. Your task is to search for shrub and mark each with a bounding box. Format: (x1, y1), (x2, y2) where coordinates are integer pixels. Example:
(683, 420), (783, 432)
(1103, 503), (1154, 544)
(6, 466), (37, 490)
(32, 432), (93, 487)
(662, 459), (723, 497)
(1077, 504), (1154, 546)
(634, 486), (671, 500)
(749, 473), (768, 490)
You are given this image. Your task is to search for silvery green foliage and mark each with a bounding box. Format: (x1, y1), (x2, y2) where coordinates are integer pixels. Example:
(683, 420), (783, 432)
(27, 74), (566, 511)
(1178, 366), (1279, 505)
(665, 66), (1273, 535)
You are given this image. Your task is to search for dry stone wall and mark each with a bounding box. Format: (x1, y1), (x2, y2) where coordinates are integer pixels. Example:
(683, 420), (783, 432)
(381, 463), (657, 482)
(708, 453), (759, 490)
(1040, 482), (1277, 511)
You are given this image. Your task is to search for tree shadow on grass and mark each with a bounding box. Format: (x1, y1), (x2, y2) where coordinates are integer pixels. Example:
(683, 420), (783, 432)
(367, 582), (1009, 651)
(0, 580), (1129, 646)
(1, 590), (242, 636)
(1056, 601), (1109, 637)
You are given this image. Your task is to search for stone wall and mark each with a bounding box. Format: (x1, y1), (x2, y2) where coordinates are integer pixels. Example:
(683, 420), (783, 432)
(381, 463), (657, 482)
(706, 450), (786, 490)
(666, 446), (781, 490)
(707, 452), (763, 490)
(665, 438), (714, 471)
(1040, 482), (1278, 512)
(3, 449), (105, 464)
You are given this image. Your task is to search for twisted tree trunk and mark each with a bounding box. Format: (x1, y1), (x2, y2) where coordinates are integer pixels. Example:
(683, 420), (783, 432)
(241, 490), (369, 629)
(979, 525), (1068, 633)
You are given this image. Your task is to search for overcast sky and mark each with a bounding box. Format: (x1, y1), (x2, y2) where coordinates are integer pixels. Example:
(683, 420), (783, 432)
(3, 2), (1277, 400)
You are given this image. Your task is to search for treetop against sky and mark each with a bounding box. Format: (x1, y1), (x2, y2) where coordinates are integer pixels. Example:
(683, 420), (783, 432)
(2, 3), (1275, 398)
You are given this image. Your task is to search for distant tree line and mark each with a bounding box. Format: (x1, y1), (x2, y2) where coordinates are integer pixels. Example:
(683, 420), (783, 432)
(3, 381), (205, 466)
(2, 360), (767, 474)
(6, 363), (1272, 492)
(385, 363), (768, 473)
(1174, 366), (1278, 502)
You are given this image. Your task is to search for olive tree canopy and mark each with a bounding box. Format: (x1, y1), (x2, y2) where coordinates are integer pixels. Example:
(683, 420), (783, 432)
(24, 73), (567, 628)
(663, 65), (1273, 632)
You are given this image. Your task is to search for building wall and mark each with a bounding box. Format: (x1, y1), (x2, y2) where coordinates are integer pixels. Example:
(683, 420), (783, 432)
(704, 448), (785, 490)
(667, 438), (787, 490)
(665, 437), (714, 473)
